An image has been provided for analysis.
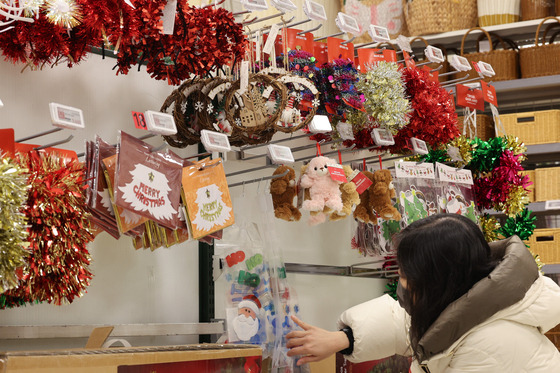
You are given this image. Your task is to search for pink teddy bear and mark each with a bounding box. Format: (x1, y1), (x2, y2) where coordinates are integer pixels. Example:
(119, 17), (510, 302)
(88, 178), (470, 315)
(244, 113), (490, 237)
(300, 156), (344, 213)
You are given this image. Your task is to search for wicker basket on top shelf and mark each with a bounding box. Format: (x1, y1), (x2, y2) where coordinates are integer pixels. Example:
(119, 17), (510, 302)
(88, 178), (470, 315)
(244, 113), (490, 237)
(403, 0), (477, 36)
(520, 17), (560, 78)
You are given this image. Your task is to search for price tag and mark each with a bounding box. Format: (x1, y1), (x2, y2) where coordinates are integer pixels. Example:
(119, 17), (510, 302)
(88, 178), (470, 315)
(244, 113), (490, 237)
(144, 110), (177, 135)
(456, 84), (484, 110)
(244, 0), (269, 11)
(471, 61), (484, 77)
(161, 0), (177, 35)
(350, 170), (373, 194)
(411, 137), (428, 155)
(368, 25), (391, 43)
(239, 60), (249, 95)
(267, 144), (294, 164)
(200, 129), (231, 153)
(327, 163), (348, 183)
(478, 61), (496, 77)
(309, 115), (332, 133)
(396, 35), (412, 53)
(424, 45), (445, 63)
(371, 128), (395, 146)
(449, 55), (471, 72)
(545, 200), (560, 210)
(271, 0), (296, 12)
(335, 12), (360, 34)
(303, 0), (327, 21)
(132, 111), (148, 130)
(481, 80), (498, 107)
(49, 103), (85, 129)
(263, 24), (281, 55)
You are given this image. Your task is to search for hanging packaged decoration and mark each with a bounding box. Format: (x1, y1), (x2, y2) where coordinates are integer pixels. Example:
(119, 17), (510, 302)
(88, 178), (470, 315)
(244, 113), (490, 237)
(115, 132), (183, 229)
(1, 152), (93, 308)
(182, 158), (234, 240)
(0, 156), (29, 294)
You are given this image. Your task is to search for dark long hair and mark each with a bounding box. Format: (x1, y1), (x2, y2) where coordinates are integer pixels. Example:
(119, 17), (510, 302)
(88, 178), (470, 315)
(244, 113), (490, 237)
(396, 214), (496, 360)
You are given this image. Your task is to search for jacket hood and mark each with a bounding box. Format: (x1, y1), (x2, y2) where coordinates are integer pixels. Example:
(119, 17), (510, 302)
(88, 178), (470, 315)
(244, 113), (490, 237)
(417, 235), (539, 362)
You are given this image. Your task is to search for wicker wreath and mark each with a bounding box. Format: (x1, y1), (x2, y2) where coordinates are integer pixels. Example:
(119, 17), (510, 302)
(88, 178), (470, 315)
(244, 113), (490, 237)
(160, 88), (191, 148)
(273, 74), (320, 133)
(167, 78), (208, 147)
(224, 73), (287, 135)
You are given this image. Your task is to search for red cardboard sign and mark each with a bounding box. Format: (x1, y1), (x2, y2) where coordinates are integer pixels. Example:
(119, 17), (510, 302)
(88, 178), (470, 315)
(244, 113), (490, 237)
(351, 171), (373, 194)
(481, 80), (498, 107)
(357, 48), (397, 69)
(327, 37), (354, 63)
(403, 50), (416, 68)
(422, 65), (439, 83)
(313, 42), (328, 65)
(132, 111), (148, 130)
(283, 28), (314, 53)
(14, 143), (78, 161)
(456, 84), (484, 110)
(0, 128), (15, 157)
(328, 164), (348, 183)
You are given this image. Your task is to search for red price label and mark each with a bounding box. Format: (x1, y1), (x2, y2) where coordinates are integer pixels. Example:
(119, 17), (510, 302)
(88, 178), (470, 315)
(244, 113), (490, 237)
(327, 164), (348, 183)
(351, 171), (373, 194)
(422, 65), (439, 83)
(456, 84), (484, 110)
(327, 37), (355, 64)
(132, 111), (148, 130)
(403, 50), (416, 69)
(481, 81), (498, 107)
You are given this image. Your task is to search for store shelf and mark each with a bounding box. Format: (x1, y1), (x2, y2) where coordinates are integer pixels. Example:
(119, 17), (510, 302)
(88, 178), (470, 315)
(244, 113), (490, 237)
(417, 18), (549, 48)
(0, 322), (224, 340)
(285, 262), (398, 279)
(493, 75), (560, 110)
(543, 264), (560, 275)
(485, 201), (560, 216)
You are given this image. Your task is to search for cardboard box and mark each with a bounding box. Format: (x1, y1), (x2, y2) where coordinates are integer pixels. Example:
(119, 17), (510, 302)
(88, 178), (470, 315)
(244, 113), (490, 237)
(0, 344), (262, 373)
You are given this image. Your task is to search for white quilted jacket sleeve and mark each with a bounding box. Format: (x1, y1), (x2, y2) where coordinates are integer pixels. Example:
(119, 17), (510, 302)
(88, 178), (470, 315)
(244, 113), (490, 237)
(337, 294), (411, 362)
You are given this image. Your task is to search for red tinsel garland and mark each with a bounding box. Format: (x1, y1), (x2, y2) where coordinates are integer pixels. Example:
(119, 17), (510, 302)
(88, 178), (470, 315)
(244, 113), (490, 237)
(387, 67), (459, 154)
(1, 152), (94, 307)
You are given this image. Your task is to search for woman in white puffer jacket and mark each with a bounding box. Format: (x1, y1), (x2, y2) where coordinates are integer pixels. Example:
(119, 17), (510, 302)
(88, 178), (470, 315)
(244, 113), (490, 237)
(286, 214), (560, 372)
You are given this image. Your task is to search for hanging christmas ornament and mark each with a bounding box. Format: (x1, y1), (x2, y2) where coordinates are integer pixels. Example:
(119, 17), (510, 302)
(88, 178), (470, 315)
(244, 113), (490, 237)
(22, 0), (45, 17)
(1, 152), (93, 308)
(498, 208), (536, 242)
(0, 156), (30, 294)
(448, 136), (475, 166)
(479, 214), (501, 242)
(43, 0), (82, 28)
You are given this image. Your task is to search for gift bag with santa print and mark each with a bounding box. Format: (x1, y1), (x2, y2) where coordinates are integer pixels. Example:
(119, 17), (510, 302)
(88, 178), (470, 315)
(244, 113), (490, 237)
(436, 163), (479, 223)
(101, 151), (148, 235)
(182, 158), (234, 240)
(115, 132), (183, 229)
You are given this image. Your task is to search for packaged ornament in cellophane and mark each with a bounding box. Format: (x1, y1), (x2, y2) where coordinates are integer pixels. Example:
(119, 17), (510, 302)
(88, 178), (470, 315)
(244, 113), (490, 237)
(101, 151), (148, 234)
(182, 158), (234, 240)
(115, 132), (183, 229)
(1, 152), (93, 308)
(394, 162), (440, 229)
(436, 163), (479, 223)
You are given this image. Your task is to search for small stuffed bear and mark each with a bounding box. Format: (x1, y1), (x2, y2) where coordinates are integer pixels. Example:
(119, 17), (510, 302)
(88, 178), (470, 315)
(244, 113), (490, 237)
(353, 170), (376, 224)
(300, 156), (344, 213)
(270, 165), (301, 221)
(330, 165), (360, 221)
(300, 164), (330, 226)
(370, 169), (401, 221)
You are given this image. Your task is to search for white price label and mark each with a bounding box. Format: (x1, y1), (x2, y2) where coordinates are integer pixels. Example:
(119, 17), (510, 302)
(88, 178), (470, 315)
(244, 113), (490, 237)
(303, 0), (327, 21)
(49, 102), (85, 129)
(371, 128), (394, 146)
(449, 55), (471, 72)
(425, 45), (445, 63)
(267, 144), (294, 164)
(368, 25), (390, 43)
(144, 110), (177, 135)
(161, 0), (177, 35)
(336, 12), (360, 34)
(545, 200), (560, 210)
(411, 137), (428, 155)
(244, 0), (269, 11)
(396, 35), (412, 53)
(200, 129), (231, 153)
(478, 61), (495, 77)
(271, 0), (296, 12)
(309, 115), (332, 133)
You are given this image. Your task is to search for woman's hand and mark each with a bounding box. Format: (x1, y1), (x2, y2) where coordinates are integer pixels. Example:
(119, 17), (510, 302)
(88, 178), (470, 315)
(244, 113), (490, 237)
(286, 315), (350, 366)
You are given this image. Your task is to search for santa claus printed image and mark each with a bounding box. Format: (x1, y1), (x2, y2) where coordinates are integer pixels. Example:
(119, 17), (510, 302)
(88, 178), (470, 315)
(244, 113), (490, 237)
(231, 294), (262, 342)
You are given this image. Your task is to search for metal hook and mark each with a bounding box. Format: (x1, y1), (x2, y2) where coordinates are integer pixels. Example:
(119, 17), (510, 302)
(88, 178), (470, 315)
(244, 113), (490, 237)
(431, 64), (444, 73)
(396, 54), (415, 63)
(297, 23), (322, 35)
(341, 36), (356, 45)
(286, 18), (312, 28)
(314, 31), (344, 42)
(233, 10), (251, 16)
(374, 47), (387, 54)
(415, 60), (435, 67)
(243, 11), (285, 25)
(16, 127), (63, 143)
(355, 40), (377, 49)
(33, 134), (74, 151)
(441, 75), (485, 88)
(438, 69), (462, 77)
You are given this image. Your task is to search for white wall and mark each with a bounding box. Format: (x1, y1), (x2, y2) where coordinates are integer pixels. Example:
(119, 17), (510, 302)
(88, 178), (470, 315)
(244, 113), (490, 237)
(0, 0), (385, 350)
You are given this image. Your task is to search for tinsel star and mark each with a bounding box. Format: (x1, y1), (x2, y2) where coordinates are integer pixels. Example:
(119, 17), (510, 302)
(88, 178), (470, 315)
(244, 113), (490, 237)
(43, 0), (83, 28)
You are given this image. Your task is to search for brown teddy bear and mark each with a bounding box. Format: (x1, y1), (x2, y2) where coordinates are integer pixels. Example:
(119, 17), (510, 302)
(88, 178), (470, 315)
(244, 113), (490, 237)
(370, 169), (401, 221)
(270, 165), (301, 221)
(330, 165), (360, 222)
(353, 170), (376, 224)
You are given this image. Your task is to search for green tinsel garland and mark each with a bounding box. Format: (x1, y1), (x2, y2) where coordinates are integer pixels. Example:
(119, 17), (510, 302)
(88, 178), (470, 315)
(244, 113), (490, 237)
(499, 208), (536, 242)
(0, 156), (30, 294)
